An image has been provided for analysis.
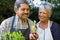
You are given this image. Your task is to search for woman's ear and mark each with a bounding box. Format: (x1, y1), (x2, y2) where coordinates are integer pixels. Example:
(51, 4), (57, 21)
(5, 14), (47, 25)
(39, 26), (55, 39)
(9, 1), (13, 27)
(49, 13), (52, 18)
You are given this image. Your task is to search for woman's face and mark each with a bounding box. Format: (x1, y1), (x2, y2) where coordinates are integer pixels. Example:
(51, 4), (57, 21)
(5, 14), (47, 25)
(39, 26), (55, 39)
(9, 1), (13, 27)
(16, 3), (30, 20)
(38, 8), (51, 22)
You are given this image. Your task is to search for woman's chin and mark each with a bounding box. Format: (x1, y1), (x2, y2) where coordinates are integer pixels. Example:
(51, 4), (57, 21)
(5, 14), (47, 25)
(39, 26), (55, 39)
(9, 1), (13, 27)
(40, 19), (45, 21)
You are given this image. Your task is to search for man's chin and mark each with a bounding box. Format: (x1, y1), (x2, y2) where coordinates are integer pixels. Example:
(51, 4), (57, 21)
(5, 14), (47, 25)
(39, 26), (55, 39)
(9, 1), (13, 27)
(21, 17), (28, 20)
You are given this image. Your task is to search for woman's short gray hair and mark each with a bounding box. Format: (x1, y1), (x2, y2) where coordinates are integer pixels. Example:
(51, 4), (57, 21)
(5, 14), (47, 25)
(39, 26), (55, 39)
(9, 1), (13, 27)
(14, 0), (29, 9)
(39, 1), (52, 14)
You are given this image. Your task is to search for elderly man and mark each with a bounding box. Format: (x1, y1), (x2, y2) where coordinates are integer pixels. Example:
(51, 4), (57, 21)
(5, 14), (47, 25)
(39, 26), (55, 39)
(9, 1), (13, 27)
(0, 0), (38, 40)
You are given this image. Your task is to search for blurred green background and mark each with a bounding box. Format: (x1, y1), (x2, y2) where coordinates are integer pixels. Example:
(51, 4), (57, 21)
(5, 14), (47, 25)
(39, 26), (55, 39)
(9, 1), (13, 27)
(0, 0), (60, 24)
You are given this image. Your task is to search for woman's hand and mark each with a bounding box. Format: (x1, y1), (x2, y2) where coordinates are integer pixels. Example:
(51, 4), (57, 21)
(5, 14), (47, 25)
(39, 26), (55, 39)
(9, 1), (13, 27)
(29, 33), (38, 40)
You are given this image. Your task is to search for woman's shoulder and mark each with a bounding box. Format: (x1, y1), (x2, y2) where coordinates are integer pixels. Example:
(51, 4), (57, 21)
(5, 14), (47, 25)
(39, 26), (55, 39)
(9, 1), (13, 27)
(51, 21), (60, 30)
(51, 21), (60, 40)
(52, 21), (60, 27)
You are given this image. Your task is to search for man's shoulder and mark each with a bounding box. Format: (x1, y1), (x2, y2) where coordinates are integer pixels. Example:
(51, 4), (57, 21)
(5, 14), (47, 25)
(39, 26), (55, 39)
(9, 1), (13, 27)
(1, 16), (14, 24)
(28, 18), (33, 23)
(28, 18), (34, 26)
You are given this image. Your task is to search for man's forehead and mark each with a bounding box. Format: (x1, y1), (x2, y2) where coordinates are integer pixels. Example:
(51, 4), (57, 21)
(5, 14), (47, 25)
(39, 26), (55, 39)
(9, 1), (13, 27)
(19, 3), (29, 8)
(14, 0), (29, 8)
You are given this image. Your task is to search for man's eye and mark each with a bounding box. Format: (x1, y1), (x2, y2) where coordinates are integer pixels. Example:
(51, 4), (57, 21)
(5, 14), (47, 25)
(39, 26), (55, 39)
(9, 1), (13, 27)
(27, 9), (29, 11)
(21, 8), (29, 11)
(21, 9), (25, 11)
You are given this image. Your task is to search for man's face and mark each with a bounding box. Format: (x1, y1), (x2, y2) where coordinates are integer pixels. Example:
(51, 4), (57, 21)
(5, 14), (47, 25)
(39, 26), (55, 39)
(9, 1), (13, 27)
(16, 3), (30, 20)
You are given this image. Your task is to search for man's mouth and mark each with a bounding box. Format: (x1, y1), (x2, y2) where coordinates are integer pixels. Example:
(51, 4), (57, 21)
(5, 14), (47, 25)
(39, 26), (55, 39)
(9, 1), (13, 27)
(23, 13), (28, 16)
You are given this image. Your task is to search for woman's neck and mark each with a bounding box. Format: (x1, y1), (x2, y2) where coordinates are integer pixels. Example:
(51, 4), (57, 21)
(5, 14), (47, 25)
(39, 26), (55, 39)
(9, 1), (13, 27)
(40, 20), (48, 24)
(39, 20), (48, 29)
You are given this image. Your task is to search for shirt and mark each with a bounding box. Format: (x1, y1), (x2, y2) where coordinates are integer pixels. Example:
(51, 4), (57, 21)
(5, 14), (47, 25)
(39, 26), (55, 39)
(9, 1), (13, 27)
(37, 20), (53, 40)
(0, 15), (34, 40)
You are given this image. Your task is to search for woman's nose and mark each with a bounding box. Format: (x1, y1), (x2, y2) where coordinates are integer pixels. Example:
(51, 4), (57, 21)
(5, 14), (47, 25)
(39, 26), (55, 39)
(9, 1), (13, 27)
(39, 13), (43, 16)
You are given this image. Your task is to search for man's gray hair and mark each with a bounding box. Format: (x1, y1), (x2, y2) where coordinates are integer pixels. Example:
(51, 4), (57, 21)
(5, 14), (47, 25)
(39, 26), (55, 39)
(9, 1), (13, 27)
(14, 0), (29, 9)
(39, 1), (52, 14)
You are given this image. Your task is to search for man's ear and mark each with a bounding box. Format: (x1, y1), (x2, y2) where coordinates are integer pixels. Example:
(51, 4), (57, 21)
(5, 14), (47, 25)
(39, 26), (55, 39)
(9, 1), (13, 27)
(14, 8), (18, 13)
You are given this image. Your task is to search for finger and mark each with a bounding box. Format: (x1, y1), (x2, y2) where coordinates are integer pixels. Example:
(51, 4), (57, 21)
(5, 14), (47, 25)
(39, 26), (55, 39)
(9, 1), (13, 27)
(29, 34), (33, 40)
(33, 33), (38, 39)
(32, 35), (36, 40)
(29, 34), (36, 40)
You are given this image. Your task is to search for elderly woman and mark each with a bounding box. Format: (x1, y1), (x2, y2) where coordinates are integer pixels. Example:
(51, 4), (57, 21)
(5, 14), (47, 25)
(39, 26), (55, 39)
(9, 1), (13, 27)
(36, 1), (60, 40)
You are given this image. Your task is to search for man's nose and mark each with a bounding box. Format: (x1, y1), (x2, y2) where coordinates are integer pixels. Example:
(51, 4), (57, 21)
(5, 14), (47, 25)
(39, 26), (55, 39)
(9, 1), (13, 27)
(24, 10), (28, 13)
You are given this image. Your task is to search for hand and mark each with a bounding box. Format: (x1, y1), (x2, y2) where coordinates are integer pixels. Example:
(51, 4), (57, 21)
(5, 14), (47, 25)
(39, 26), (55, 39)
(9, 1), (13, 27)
(29, 33), (38, 40)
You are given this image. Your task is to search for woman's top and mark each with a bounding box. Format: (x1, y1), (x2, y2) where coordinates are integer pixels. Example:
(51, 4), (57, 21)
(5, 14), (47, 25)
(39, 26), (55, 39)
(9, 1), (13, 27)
(37, 20), (53, 40)
(37, 20), (60, 40)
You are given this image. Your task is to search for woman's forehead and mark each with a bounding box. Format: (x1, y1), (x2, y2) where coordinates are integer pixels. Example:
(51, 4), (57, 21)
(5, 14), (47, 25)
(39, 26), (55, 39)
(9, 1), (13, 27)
(39, 8), (49, 12)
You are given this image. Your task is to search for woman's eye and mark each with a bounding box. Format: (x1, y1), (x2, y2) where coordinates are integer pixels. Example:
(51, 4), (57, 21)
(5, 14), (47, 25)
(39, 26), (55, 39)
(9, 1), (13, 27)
(39, 12), (42, 13)
(43, 12), (46, 14)
(39, 12), (46, 15)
